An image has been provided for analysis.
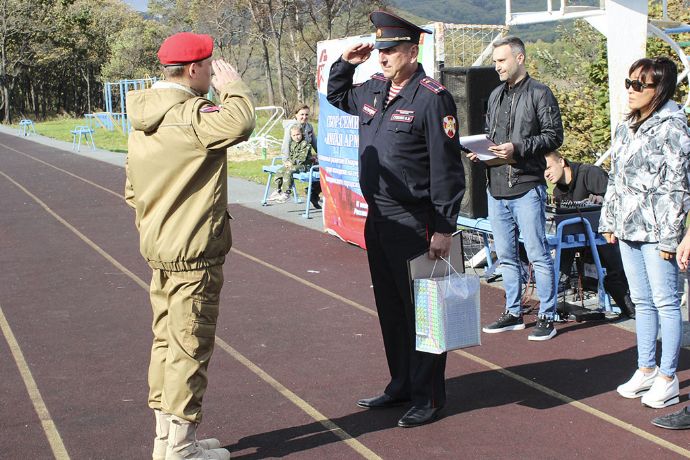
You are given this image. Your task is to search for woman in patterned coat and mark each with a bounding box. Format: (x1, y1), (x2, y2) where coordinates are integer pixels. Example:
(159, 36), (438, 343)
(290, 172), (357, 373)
(599, 57), (690, 409)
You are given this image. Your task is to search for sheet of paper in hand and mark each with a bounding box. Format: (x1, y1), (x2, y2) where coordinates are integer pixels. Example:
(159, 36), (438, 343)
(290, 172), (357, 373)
(459, 134), (497, 161)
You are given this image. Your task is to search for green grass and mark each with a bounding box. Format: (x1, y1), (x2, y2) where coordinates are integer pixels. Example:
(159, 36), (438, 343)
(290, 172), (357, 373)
(14, 117), (130, 153)
(227, 159), (273, 184)
(14, 115), (289, 184)
(14, 112), (313, 157)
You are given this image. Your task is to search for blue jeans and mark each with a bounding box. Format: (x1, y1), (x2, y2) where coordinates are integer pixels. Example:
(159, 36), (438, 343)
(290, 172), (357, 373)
(618, 240), (681, 377)
(487, 185), (556, 319)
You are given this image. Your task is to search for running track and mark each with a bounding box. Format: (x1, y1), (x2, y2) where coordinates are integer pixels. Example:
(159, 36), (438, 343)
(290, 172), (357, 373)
(1, 131), (690, 459)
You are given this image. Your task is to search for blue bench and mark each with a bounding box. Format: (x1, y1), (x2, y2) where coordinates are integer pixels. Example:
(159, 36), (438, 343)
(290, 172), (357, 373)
(292, 164), (320, 218)
(71, 126), (96, 151)
(457, 214), (612, 317)
(261, 159), (321, 218)
(18, 119), (36, 136)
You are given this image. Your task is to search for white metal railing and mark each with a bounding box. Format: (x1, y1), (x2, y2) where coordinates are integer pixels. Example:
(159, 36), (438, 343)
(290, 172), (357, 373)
(235, 105), (285, 152)
(505, 0), (605, 26)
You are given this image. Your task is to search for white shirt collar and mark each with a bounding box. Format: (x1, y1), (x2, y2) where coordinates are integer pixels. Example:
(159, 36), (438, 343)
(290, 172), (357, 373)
(152, 80), (201, 97)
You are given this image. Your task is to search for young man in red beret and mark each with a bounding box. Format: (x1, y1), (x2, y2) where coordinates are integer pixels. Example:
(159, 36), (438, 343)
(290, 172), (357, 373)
(125, 32), (255, 460)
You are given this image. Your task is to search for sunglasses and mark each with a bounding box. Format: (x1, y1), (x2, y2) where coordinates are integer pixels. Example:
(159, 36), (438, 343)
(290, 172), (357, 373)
(625, 78), (656, 92)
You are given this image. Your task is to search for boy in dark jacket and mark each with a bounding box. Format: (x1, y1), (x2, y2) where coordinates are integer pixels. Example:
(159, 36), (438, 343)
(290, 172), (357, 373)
(544, 150), (635, 318)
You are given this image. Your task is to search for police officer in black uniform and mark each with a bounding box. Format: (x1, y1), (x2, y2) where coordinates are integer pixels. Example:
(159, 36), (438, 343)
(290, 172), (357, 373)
(327, 10), (465, 428)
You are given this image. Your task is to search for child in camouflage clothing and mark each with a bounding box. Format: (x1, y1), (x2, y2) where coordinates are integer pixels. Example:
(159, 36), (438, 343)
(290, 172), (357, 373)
(270, 124), (316, 203)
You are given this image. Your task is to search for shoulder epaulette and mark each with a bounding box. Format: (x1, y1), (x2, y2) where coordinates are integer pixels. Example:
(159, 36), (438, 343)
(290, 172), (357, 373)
(371, 73), (388, 82)
(420, 76), (446, 94)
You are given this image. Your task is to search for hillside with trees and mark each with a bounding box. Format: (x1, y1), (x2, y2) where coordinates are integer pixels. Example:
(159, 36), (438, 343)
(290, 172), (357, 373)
(1, 0), (687, 165)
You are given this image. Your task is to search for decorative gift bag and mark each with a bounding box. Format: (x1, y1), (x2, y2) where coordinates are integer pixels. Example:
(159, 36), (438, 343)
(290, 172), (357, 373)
(414, 258), (481, 354)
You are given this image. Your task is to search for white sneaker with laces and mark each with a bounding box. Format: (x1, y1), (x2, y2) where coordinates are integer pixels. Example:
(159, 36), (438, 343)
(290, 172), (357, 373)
(641, 374), (680, 408)
(617, 368), (658, 398)
(275, 193), (290, 203)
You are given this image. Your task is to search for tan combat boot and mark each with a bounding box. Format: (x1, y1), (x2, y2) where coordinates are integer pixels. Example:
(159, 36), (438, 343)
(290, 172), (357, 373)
(166, 414), (230, 460)
(152, 410), (223, 460)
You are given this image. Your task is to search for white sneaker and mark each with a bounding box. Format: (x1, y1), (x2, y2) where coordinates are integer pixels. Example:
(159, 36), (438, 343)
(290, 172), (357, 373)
(617, 368), (658, 398)
(641, 374), (680, 408)
(268, 190), (283, 201)
(274, 193), (290, 203)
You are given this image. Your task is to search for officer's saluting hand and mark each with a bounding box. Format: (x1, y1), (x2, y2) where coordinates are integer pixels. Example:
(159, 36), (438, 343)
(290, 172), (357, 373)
(342, 43), (375, 65)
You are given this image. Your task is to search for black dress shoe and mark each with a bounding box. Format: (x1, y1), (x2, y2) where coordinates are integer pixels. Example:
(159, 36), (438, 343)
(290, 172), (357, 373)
(397, 406), (441, 428)
(356, 394), (410, 409)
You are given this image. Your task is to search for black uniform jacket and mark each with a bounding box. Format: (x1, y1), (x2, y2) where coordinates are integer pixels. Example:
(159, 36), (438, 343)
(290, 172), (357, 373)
(327, 57), (464, 234)
(553, 162), (609, 202)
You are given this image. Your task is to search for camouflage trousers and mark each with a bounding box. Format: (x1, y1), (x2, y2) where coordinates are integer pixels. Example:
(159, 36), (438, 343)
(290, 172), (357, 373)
(275, 163), (311, 191)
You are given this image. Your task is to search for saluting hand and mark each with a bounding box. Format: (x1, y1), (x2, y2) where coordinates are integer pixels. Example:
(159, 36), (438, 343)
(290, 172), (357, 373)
(211, 59), (240, 91)
(343, 43), (374, 65)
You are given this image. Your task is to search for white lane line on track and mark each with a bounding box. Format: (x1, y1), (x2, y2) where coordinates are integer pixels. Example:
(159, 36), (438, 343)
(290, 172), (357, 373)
(0, 301), (70, 459)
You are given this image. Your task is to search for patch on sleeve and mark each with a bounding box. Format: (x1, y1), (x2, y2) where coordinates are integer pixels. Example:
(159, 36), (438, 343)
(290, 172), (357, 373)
(371, 73), (388, 82)
(442, 115), (457, 138)
(200, 105), (221, 113)
(420, 77), (446, 94)
(363, 104), (378, 117)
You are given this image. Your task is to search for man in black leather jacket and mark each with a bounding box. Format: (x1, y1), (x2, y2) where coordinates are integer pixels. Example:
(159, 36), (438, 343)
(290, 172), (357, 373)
(469, 36), (563, 341)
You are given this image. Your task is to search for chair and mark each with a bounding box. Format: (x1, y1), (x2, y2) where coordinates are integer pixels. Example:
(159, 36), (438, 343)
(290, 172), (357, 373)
(550, 217), (612, 315)
(70, 126), (96, 151)
(18, 119), (36, 136)
(292, 164), (321, 218)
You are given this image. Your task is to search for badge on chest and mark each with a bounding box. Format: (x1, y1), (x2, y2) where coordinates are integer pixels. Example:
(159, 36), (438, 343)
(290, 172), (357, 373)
(390, 109), (414, 123)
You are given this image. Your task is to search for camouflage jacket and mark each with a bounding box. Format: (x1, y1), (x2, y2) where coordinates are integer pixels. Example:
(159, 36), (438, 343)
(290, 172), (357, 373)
(287, 139), (314, 167)
(599, 100), (690, 252)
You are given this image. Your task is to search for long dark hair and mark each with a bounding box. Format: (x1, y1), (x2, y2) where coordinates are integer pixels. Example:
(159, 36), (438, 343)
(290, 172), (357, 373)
(626, 57), (678, 131)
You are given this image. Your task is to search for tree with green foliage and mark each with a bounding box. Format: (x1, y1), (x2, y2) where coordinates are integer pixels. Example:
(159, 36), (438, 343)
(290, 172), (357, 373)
(527, 20), (611, 163)
(3, 0), (150, 123)
(526, 0), (689, 164)
(100, 16), (169, 82)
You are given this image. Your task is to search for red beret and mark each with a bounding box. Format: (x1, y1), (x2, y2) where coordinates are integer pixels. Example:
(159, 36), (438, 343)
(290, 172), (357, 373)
(157, 32), (214, 65)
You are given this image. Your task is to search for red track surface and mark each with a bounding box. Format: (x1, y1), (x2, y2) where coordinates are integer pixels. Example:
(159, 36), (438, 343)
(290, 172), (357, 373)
(1, 132), (690, 459)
